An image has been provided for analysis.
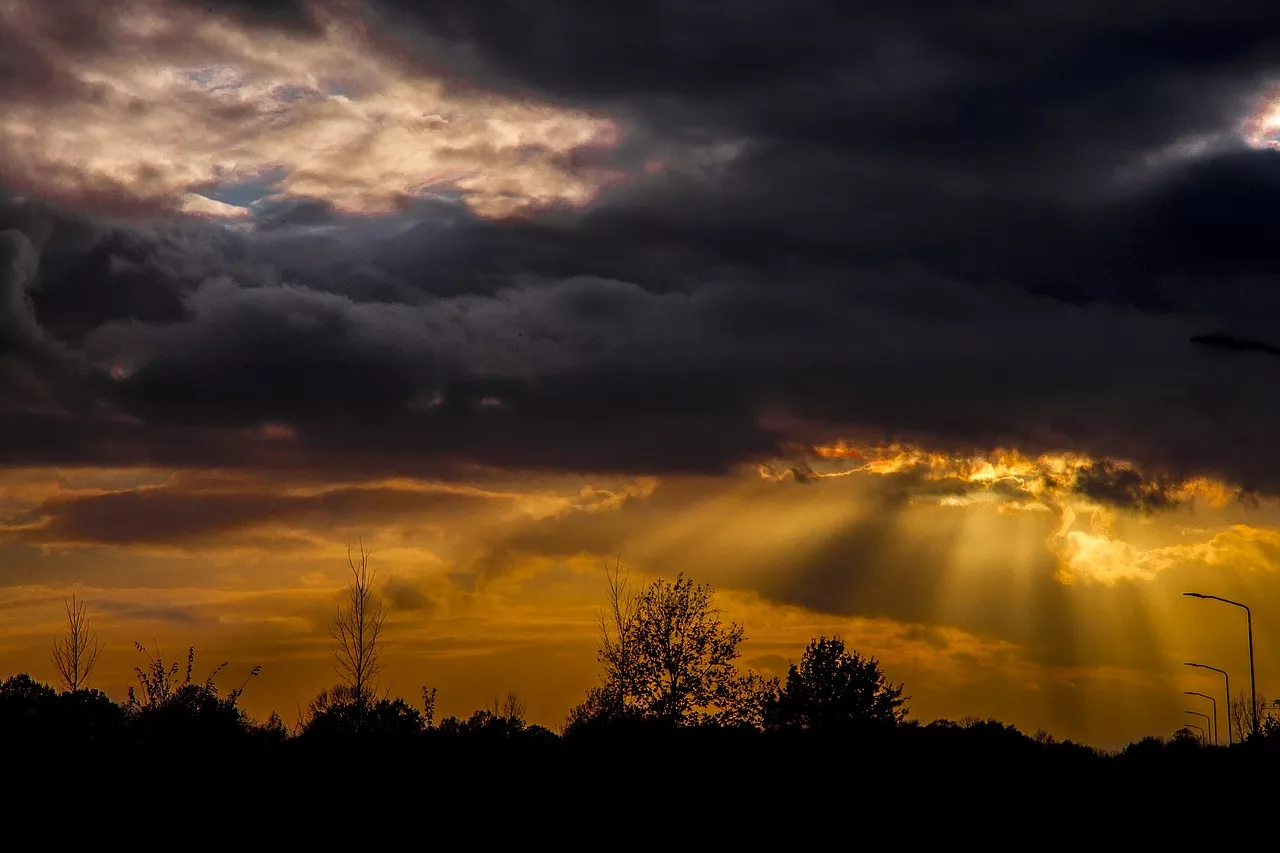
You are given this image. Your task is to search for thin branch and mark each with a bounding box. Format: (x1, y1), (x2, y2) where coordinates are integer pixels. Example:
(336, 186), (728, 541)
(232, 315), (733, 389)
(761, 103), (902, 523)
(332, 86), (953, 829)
(51, 592), (102, 692)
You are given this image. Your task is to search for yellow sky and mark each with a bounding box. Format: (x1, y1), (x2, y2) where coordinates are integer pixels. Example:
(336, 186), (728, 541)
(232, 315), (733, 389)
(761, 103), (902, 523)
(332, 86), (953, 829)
(2, 445), (1277, 750)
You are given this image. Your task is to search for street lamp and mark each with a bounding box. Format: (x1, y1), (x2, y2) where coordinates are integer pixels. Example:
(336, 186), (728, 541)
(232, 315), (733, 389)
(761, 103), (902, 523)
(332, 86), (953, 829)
(1183, 723), (1206, 745)
(1184, 662), (1232, 746)
(1183, 592), (1257, 738)
(1185, 711), (1212, 746)
(1184, 691), (1218, 745)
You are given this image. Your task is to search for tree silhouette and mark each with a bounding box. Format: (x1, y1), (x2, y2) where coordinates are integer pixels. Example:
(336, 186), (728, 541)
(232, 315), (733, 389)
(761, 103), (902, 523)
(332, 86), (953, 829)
(51, 593), (102, 693)
(575, 569), (746, 726)
(302, 684), (424, 738)
(766, 635), (908, 731)
(330, 542), (386, 706)
(595, 558), (637, 719)
(422, 686), (438, 729)
(713, 671), (780, 729)
(1228, 689), (1278, 742)
(439, 691), (531, 738)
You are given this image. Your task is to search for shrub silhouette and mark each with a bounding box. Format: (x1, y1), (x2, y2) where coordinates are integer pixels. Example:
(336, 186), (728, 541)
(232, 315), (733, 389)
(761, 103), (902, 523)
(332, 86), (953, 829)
(125, 642), (260, 744)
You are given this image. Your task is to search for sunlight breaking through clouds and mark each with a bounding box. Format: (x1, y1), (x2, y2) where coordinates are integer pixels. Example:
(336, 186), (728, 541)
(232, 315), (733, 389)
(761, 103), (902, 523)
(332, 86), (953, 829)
(0, 0), (627, 218)
(758, 442), (1265, 586)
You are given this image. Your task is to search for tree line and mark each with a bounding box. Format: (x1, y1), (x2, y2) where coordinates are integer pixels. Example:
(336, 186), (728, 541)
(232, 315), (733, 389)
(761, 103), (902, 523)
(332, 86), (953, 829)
(3, 549), (912, 743)
(6, 546), (1280, 747)
(4, 547), (1280, 845)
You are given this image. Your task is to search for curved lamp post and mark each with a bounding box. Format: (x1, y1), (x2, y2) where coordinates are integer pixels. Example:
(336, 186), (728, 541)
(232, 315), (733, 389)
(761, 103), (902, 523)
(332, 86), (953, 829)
(1183, 593), (1257, 738)
(1184, 691), (1218, 745)
(1184, 662), (1231, 746)
(1184, 711), (1212, 746)
(1183, 722), (1206, 745)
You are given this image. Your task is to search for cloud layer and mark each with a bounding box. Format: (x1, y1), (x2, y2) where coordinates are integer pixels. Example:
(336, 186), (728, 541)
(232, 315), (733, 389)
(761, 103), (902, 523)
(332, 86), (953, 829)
(2, 1), (1279, 493)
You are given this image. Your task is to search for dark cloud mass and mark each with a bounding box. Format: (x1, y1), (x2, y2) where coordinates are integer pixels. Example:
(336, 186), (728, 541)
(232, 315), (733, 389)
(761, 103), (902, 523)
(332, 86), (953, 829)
(4, 1), (1280, 491)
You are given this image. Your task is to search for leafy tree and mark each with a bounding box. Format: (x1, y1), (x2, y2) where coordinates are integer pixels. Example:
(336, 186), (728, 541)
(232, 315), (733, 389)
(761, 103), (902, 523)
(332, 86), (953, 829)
(0, 673), (57, 731)
(564, 685), (625, 732)
(712, 671), (780, 730)
(1171, 726), (1205, 747)
(51, 593), (102, 693)
(577, 569), (747, 727)
(766, 635), (908, 731)
(0, 674), (126, 748)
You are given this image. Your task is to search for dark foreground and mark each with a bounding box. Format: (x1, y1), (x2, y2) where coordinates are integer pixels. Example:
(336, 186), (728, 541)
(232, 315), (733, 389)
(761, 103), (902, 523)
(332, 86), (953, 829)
(6, 722), (1275, 848)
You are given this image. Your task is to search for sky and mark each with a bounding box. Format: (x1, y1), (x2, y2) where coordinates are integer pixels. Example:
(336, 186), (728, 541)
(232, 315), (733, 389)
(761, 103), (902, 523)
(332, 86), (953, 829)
(3, 0), (1280, 749)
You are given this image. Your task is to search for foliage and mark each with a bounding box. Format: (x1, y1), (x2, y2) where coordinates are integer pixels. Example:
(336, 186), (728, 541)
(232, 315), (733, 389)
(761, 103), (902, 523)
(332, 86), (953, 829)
(302, 684), (425, 738)
(584, 567), (747, 727)
(1171, 726), (1205, 747)
(125, 642), (261, 742)
(439, 691), (532, 738)
(712, 671), (780, 730)
(422, 686), (438, 729)
(0, 674), (125, 745)
(766, 635), (908, 731)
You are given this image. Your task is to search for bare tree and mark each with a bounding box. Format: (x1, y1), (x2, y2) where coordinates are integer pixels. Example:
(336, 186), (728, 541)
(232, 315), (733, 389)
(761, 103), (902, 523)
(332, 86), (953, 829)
(1229, 689), (1280, 741)
(487, 690), (527, 723)
(329, 541), (386, 706)
(595, 557), (637, 716)
(51, 592), (102, 692)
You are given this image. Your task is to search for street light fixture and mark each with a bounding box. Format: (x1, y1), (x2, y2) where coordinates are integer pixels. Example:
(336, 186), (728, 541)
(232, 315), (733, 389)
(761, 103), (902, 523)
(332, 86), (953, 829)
(1184, 662), (1232, 746)
(1185, 711), (1212, 746)
(1183, 592), (1257, 738)
(1184, 691), (1218, 745)
(1183, 722), (1206, 745)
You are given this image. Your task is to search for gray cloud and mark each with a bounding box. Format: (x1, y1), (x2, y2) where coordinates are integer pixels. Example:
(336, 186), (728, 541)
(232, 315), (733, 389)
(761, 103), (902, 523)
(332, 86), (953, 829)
(0, 1), (1279, 495)
(4, 481), (509, 545)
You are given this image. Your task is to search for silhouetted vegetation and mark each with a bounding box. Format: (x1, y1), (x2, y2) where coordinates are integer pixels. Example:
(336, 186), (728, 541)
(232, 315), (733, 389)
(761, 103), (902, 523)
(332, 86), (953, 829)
(764, 634), (908, 731)
(50, 593), (101, 693)
(4, 563), (1277, 846)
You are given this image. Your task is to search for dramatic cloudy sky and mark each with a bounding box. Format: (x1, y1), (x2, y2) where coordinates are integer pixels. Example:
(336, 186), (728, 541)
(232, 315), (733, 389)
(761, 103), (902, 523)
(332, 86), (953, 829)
(4, 0), (1280, 747)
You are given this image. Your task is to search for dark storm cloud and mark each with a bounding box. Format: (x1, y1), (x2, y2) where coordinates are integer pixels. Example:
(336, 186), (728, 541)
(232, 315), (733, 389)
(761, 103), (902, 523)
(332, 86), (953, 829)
(1073, 462), (1185, 513)
(4, 1), (1280, 492)
(170, 0), (319, 30)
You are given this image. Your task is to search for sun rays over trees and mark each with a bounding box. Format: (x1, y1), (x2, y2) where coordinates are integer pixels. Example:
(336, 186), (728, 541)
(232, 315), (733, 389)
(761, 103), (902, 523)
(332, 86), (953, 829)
(4, 557), (1279, 846)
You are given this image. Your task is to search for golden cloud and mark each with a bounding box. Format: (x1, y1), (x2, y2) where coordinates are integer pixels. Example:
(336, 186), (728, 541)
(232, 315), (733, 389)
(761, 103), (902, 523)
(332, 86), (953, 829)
(754, 441), (1267, 586)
